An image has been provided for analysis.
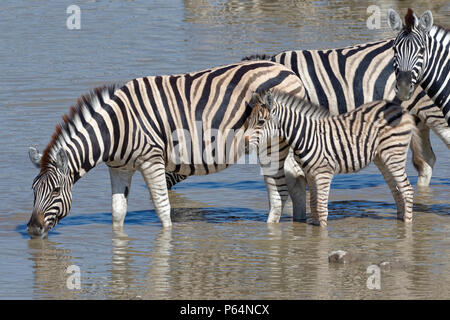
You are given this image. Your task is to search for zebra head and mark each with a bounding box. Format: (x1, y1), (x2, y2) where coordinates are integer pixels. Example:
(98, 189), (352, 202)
(387, 8), (434, 101)
(244, 90), (279, 154)
(28, 146), (73, 238)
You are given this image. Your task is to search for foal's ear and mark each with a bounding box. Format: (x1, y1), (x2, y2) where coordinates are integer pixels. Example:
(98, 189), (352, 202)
(387, 9), (403, 33)
(249, 92), (262, 108)
(263, 91), (274, 110)
(29, 146), (42, 169)
(419, 10), (433, 33)
(56, 148), (69, 173)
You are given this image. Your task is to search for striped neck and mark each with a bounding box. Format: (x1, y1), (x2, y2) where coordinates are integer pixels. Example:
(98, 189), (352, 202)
(270, 93), (327, 151)
(420, 25), (450, 110)
(40, 85), (119, 183)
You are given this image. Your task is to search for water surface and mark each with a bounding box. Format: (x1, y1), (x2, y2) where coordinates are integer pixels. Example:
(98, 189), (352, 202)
(0, 0), (449, 299)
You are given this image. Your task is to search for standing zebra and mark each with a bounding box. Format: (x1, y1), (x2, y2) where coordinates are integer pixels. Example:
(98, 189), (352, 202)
(242, 37), (450, 188)
(387, 8), (449, 125)
(245, 90), (418, 226)
(27, 61), (305, 238)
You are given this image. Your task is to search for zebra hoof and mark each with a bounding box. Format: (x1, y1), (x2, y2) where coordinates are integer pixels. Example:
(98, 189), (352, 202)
(267, 212), (281, 223)
(307, 218), (327, 227)
(403, 216), (413, 223)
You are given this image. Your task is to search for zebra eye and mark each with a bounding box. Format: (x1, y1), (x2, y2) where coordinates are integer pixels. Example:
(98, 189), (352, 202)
(419, 47), (425, 54)
(52, 187), (61, 196)
(257, 119), (265, 126)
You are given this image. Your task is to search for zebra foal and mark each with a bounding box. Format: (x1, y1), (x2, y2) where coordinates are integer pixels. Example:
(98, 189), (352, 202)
(245, 90), (419, 226)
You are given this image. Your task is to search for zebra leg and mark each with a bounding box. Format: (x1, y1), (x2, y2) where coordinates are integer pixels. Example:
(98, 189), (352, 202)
(374, 156), (414, 222)
(307, 173), (332, 227)
(411, 120), (435, 187)
(139, 156), (172, 228)
(109, 167), (135, 228)
(260, 140), (290, 223)
(284, 149), (307, 221)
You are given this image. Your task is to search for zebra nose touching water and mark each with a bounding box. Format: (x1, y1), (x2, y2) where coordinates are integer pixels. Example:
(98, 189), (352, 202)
(27, 61), (307, 238)
(244, 90), (419, 227)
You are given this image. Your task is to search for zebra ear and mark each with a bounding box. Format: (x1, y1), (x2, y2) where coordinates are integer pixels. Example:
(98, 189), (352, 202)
(56, 148), (69, 173)
(264, 91), (274, 111)
(250, 92), (262, 108)
(419, 10), (433, 33)
(29, 146), (42, 169)
(387, 9), (402, 33)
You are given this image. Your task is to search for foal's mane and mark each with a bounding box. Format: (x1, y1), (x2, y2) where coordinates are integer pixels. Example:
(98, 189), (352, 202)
(270, 90), (330, 120)
(40, 84), (119, 173)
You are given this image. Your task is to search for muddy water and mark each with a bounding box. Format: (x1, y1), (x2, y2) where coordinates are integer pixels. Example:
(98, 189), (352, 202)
(0, 0), (449, 299)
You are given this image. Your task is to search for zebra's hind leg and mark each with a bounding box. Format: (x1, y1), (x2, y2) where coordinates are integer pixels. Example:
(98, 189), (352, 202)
(284, 149), (307, 221)
(411, 120), (435, 187)
(373, 156), (414, 222)
(307, 173), (332, 227)
(109, 167), (135, 229)
(260, 139), (290, 223)
(139, 156), (172, 228)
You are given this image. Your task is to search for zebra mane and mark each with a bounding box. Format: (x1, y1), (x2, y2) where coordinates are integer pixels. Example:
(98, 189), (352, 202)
(241, 54), (273, 61)
(404, 8), (416, 33)
(269, 90), (330, 120)
(404, 9), (449, 34)
(430, 24), (450, 39)
(40, 84), (119, 173)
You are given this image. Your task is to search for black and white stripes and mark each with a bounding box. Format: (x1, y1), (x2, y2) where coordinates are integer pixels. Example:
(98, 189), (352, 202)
(388, 9), (450, 125)
(246, 90), (417, 226)
(27, 61), (305, 237)
(243, 35), (450, 186)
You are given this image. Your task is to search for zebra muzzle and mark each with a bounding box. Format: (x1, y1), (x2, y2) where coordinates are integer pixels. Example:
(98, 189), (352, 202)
(396, 71), (414, 101)
(27, 213), (49, 239)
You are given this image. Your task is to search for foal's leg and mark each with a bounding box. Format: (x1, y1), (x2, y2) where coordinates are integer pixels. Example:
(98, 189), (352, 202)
(260, 139), (290, 223)
(109, 167), (135, 228)
(374, 156), (414, 222)
(307, 172), (333, 227)
(284, 149), (307, 221)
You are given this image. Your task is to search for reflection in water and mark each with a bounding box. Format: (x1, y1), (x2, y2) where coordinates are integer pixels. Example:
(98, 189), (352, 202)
(1, 0), (449, 300)
(27, 240), (77, 299)
(144, 229), (173, 299)
(109, 230), (139, 299)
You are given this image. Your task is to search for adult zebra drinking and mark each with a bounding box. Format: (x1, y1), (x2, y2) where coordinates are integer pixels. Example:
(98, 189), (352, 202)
(27, 60), (305, 238)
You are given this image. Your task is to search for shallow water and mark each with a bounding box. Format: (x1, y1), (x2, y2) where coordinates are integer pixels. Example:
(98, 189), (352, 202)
(0, 0), (449, 299)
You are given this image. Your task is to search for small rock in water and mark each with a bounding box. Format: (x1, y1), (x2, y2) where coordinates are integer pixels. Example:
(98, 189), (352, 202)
(378, 260), (407, 271)
(328, 250), (359, 264)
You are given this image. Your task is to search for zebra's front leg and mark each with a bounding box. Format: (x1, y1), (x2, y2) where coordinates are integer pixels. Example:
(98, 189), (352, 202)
(284, 149), (307, 221)
(411, 120), (435, 187)
(109, 167), (135, 229)
(307, 173), (332, 227)
(260, 140), (290, 223)
(139, 156), (172, 228)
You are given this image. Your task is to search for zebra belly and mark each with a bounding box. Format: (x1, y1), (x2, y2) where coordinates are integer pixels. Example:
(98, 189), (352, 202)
(165, 163), (232, 176)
